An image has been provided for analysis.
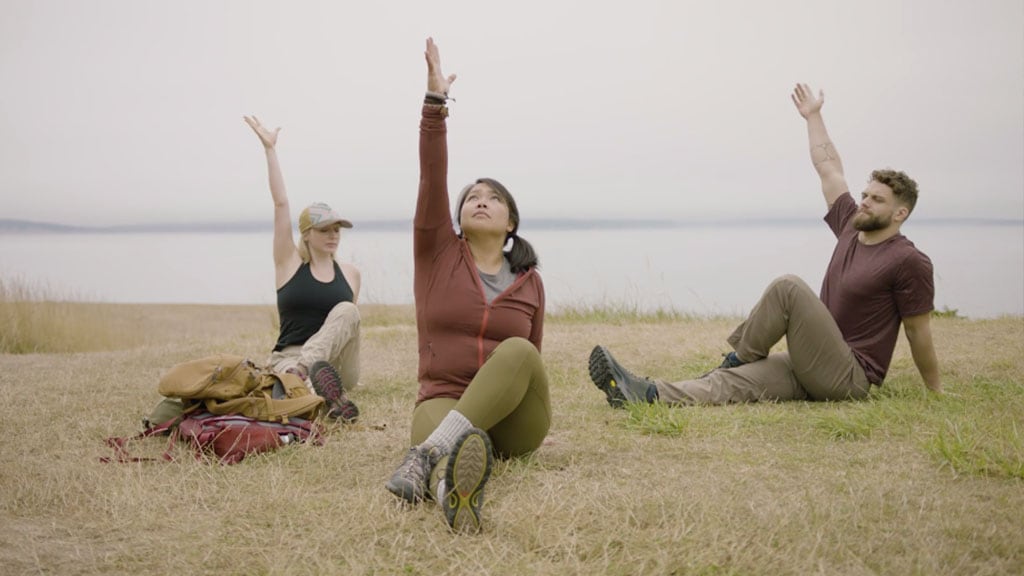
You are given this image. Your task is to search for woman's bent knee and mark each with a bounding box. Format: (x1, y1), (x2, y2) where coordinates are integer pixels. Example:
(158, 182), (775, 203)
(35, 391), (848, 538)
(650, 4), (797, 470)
(492, 337), (538, 361)
(327, 301), (360, 322)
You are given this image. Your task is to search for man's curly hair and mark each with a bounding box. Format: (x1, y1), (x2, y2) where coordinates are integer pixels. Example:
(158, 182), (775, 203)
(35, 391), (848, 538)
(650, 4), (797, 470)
(870, 168), (919, 216)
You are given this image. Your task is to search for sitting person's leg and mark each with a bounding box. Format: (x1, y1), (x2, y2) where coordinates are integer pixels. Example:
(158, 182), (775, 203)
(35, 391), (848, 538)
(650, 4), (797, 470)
(591, 274), (858, 406)
(267, 346), (302, 377)
(411, 398), (458, 446)
(726, 274), (869, 401)
(298, 301), (361, 390)
(268, 302), (361, 422)
(656, 353), (805, 404)
(413, 337), (551, 457)
(454, 337), (551, 457)
(389, 338), (550, 510)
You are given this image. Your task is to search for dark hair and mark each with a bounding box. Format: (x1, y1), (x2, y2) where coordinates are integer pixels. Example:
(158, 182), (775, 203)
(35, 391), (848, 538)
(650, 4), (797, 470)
(870, 168), (919, 216)
(455, 177), (539, 273)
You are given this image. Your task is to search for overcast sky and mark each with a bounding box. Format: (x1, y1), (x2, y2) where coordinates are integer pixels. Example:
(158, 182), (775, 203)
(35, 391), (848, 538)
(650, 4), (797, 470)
(2, 0), (1022, 227)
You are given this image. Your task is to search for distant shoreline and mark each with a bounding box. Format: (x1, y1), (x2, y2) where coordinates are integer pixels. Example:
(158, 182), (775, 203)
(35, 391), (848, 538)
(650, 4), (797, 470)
(2, 217), (1022, 234)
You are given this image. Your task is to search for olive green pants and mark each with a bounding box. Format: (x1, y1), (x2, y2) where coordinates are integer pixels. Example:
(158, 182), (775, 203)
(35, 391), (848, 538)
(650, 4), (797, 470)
(411, 337), (552, 458)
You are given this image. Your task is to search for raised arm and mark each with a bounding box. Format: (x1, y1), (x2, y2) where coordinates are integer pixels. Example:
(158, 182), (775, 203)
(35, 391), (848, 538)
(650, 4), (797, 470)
(414, 38), (459, 258)
(902, 313), (943, 394)
(791, 84), (848, 209)
(244, 116), (301, 285)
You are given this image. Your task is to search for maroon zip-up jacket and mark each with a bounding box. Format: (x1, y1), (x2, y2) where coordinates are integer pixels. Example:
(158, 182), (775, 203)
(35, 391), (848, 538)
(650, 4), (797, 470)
(414, 104), (545, 404)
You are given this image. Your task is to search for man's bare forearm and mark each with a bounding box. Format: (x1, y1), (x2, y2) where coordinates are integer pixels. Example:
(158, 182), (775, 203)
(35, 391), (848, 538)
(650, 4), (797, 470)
(804, 112), (847, 207)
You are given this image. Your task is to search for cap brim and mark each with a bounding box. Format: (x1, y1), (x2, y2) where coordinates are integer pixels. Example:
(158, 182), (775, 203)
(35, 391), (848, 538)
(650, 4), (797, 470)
(315, 218), (353, 229)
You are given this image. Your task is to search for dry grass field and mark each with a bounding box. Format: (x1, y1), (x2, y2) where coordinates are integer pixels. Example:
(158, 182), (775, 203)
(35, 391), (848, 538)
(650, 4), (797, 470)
(1, 295), (1022, 575)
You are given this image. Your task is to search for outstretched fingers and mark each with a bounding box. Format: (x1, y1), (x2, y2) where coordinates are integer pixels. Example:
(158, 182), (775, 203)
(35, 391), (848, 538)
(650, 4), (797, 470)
(243, 115), (280, 148)
(424, 37), (456, 95)
(790, 83), (808, 105)
(791, 83), (824, 116)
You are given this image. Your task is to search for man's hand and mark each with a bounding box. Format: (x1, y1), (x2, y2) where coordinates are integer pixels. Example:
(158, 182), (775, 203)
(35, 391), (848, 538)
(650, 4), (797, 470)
(425, 37), (457, 95)
(791, 83), (824, 119)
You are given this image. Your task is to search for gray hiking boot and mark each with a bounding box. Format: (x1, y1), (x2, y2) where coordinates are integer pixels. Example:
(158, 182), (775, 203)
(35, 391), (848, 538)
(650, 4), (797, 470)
(588, 345), (658, 408)
(386, 444), (443, 504)
(439, 427), (494, 534)
(309, 361), (359, 423)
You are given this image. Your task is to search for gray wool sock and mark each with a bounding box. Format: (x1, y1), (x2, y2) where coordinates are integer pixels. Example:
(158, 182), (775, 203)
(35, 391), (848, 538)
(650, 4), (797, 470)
(423, 410), (473, 454)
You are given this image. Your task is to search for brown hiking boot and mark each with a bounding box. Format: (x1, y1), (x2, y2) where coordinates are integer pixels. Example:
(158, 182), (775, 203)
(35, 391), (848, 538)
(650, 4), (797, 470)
(309, 361), (359, 423)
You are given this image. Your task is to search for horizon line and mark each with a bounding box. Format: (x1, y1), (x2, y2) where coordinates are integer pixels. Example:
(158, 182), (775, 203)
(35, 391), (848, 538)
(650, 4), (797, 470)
(1, 216), (1022, 234)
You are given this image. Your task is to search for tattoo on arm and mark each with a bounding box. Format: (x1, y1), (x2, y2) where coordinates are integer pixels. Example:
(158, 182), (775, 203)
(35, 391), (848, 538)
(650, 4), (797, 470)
(812, 142), (837, 166)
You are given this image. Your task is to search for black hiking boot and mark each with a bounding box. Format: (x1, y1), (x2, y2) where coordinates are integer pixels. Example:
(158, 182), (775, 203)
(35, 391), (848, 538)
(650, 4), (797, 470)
(588, 345), (658, 409)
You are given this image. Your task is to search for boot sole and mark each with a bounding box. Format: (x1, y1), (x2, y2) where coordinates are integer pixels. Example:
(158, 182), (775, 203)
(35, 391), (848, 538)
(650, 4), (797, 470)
(442, 428), (493, 534)
(588, 346), (628, 409)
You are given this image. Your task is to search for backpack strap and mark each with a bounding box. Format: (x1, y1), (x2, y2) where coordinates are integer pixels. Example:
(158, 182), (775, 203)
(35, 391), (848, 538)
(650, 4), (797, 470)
(99, 410), (192, 463)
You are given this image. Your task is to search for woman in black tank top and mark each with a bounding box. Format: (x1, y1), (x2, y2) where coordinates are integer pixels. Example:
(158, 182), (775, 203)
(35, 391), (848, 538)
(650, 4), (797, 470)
(244, 115), (364, 423)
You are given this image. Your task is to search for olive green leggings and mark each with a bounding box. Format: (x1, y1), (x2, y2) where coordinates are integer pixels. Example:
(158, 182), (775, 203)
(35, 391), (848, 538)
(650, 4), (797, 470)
(411, 337), (551, 458)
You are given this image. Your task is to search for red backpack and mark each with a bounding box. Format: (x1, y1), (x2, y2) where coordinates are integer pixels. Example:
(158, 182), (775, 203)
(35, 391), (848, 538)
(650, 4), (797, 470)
(102, 411), (325, 465)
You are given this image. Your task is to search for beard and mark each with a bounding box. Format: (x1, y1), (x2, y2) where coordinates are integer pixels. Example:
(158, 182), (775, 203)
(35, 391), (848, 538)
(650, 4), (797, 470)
(852, 210), (892, 232)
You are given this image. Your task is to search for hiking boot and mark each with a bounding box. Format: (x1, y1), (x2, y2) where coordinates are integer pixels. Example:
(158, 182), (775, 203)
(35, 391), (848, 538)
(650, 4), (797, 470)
(588, 345), (658, 408)
(440, 427), (494, 534)
(386, 444), (442, 504)
(698, 351), (747, 378)
(718, 351), (745, 369)
(309, 361), (359, 423)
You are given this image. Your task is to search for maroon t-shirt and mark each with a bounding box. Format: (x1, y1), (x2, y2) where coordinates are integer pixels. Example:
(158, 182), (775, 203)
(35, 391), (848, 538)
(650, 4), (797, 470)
(820, 193), (934, 384)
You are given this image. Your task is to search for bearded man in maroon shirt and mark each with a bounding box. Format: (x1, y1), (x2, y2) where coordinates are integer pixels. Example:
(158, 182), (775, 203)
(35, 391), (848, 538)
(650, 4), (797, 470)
(589, 83), (942, 407)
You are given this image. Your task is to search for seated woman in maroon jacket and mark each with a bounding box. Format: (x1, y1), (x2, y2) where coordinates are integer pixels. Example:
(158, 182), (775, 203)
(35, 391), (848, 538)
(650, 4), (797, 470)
(385, 38), (552, 534)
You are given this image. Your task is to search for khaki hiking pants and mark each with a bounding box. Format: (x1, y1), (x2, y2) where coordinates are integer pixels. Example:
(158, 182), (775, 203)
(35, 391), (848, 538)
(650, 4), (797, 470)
(656, 275), (871, 405)
(412, 337), (552, 459)
(267, 301), (361, 391)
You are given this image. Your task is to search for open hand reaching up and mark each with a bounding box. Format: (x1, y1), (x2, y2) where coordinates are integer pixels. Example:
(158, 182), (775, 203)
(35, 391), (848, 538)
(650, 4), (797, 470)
(791, 83), (824, 119)
(425, 37), (457, 96)
(243, 115), (281, 150)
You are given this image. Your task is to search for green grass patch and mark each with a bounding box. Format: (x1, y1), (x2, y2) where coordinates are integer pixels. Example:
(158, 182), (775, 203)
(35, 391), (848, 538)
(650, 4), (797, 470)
(928, 419), (1024, 480)
(624, 401), (693, 436)
(814, 405), (881, 440)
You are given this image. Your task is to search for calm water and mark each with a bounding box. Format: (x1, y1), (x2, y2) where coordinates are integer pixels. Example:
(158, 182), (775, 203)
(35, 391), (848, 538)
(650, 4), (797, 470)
(1, 223), (1021, 318)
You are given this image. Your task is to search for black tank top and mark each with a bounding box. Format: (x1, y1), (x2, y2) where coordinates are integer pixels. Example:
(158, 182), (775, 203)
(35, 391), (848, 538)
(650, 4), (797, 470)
(274, 261), (354, 351)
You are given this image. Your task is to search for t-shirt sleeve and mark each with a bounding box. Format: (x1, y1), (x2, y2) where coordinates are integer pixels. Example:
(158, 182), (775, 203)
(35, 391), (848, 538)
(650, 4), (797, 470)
(895, 250), (935, 318)
(824, 192), (856, 238)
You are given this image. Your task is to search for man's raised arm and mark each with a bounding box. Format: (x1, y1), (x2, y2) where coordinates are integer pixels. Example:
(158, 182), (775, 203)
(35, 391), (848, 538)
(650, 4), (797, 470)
(792, 83), (848, 209)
